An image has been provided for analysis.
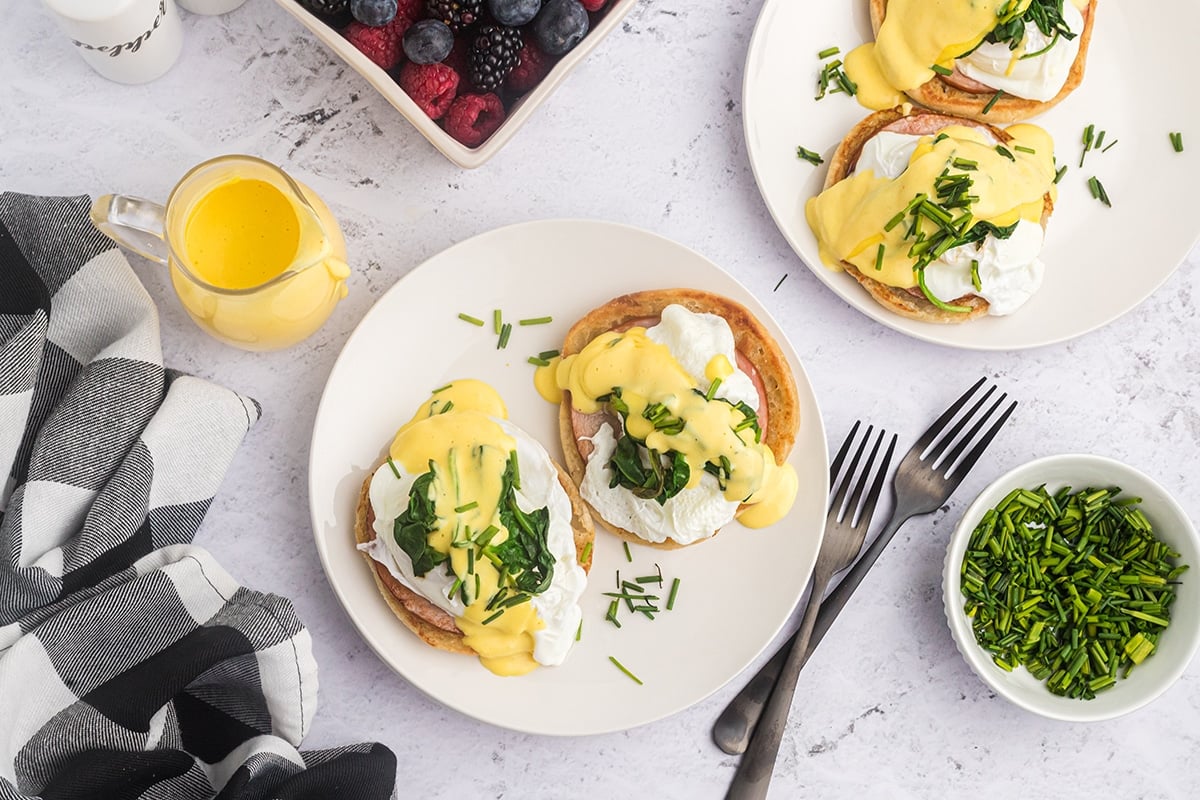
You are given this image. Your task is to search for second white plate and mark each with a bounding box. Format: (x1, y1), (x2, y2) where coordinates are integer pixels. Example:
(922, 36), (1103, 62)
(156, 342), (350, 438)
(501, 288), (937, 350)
(743, 0), (1200, 350)
(308, 219), (829, 735)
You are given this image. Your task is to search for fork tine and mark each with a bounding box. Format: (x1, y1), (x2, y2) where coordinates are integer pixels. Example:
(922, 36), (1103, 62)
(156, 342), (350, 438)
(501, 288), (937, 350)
(844, 428), (886, 526)
(830, 424), (873, 518)
(828, 420), (861, 487)
(940, 391), (1008, 475)
(948, 399), (1018, 479)
(854, 433), (898, 530)
(911, 377), (986, 455)
(924, 384), (996, 468)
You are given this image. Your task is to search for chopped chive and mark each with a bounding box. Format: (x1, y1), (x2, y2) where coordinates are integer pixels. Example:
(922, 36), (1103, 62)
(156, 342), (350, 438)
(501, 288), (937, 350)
(1054, 164), (1068, 184)
(796, 146), (824, 166)
(580, 540), (593, 564)
(519, 316), (553, 326)
(431, 383), (452, 393)
(1101, 139), (1118, 153)
(930, 63), (953, 76)
(952, 158), (978, 171)
(528, 356), (550, 367)
(773, 273), (788, 292)
(538, 349), (560, 359)
(874, 243), (885, 272)
(1093, 130), (1106, 151)
(1013, 145), (1036, 155)
(605, 599), (621, 628)
(970, 259), (981, 292)
(493, 309), (502, 335)
(635, 574), (663, 585)
(454, 501), (478, 513)
(497, 322), (512, 349)
(1170, 132), (1184, 152)
(500, 593), (531, 609)
(705, 376), (723, 401)
(475, 525), (499, 547)
(667, 577), (681, 610)
(386, 456), (401, 479)
(1088, 176), (1111, 207)
(917, 268), (971, 313)
(467, 547), (475, 574)
(458, 312), (484, 326)
(482, 608), (504, 625)
(623, 541), (632, 562)
(608, 656), (643, 685)
(995, 145), (1015, 161)
(601, 591), (658, 601)
(439, 400), (454, 414)
(1082, 123), (1094, 148)
(982, 90), (1003, 115)
(576, 620), (582, 641)
(817, 46), (840, 58)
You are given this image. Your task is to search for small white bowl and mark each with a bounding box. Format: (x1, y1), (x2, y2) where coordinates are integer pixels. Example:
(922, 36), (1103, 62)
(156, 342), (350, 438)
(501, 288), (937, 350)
(272, 0), (638, 168)
(943, 453), (1200, 722)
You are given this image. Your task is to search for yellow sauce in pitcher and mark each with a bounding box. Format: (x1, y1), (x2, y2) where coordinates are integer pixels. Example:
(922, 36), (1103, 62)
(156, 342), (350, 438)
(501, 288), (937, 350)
(183, 178), (301, 290)
(162, 155), (350, 351)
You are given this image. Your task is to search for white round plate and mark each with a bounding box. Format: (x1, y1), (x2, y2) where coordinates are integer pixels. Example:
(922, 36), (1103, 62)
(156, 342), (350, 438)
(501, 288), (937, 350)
(743, 0), (1200, 350)
(308, 219), (829, 735)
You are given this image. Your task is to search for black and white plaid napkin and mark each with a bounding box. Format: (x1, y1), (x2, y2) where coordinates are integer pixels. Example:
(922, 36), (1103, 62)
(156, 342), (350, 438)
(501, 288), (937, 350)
(0, 193), (396, 799)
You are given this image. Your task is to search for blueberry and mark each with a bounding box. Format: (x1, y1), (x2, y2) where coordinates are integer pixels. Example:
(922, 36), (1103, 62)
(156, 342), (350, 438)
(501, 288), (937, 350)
(487, 0), (541, 26)
(350, 0), (397, 26)
(532, 0), (588, 57)
(403, 19), (455, 64)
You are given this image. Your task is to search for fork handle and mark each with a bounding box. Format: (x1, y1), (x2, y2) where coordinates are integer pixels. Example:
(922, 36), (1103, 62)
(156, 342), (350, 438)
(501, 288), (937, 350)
(712, 512), (910, 756)
(725, 568), (833, 800)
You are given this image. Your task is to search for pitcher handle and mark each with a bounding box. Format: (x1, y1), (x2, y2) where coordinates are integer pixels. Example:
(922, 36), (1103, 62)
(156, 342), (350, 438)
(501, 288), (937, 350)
(90, 194), (170, 265)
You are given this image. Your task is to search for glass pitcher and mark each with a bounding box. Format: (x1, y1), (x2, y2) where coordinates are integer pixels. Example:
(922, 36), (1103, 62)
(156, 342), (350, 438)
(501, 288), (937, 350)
(91, 154), (350, 351)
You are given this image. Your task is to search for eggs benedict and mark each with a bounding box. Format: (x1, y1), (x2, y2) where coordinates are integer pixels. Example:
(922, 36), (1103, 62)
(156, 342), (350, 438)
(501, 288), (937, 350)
(354, 379), (593, 676)
(846, 0), (1096, 122)
(806, 107), (1058, 322)
(540, 289), (801, 548)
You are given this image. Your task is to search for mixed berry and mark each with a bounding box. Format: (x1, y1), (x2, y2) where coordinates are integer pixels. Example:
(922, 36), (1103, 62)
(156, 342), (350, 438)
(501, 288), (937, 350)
(297, 0), (614, 148)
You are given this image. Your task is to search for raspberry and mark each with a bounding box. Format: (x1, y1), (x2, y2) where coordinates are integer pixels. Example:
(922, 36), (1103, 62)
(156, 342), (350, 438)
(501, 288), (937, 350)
(345, 15), (413, 69)
(580, 0), (605, 10)
(443, 92), (505, 146)
(396, 0), (422, 17)
(399, 62), (460, 119)
(506, 40), (552, 94)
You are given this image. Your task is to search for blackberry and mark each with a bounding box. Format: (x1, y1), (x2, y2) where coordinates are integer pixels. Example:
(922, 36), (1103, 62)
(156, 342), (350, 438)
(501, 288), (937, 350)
(468, 24), (522, 92)
(298, 0), (350, 17)
(425, 0), (482, 31)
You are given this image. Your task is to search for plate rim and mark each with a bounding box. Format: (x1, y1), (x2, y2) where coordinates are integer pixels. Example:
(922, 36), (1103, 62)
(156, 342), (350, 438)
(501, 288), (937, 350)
(306, 217), (830, 735)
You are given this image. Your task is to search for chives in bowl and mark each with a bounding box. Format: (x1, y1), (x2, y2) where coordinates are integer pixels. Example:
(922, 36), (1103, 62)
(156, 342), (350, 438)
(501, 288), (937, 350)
(942, 454), (1200, 721)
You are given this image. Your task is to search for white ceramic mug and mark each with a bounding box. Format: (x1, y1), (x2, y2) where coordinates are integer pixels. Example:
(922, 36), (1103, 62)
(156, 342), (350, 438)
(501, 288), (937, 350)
(40, 0), (183, 84)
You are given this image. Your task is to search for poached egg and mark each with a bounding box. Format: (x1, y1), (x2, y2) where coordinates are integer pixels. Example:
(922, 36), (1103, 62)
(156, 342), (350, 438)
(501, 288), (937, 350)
(359, 379), (587, 676)
(548, 304), (798, 545)
(845, 0), (1091, 110)
(806, 120), (1056, 315)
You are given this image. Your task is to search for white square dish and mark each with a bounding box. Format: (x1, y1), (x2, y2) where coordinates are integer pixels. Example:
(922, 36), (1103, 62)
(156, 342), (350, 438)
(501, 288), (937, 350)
(271, 0), (638, 168)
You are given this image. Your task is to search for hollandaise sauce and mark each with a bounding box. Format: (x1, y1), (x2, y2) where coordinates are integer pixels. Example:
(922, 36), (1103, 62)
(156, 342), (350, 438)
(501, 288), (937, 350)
(845, 0), (1086, 111)
(806, 122), (1055, 303)
(544, 306), (797, 537)
(369, 380), (585, 677)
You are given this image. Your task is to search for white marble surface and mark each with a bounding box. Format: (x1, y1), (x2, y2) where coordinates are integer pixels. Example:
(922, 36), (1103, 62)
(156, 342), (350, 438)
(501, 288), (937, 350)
(3, 0), (1200, 797)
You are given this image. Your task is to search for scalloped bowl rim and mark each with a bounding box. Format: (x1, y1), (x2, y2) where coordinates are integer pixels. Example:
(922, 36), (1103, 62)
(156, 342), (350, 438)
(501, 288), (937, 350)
(943, 453), (1200, 722)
